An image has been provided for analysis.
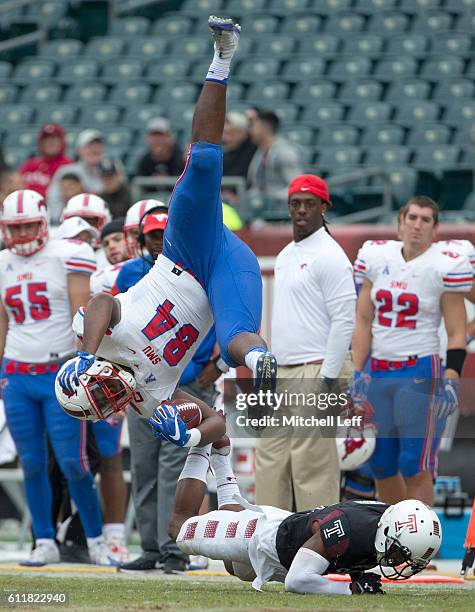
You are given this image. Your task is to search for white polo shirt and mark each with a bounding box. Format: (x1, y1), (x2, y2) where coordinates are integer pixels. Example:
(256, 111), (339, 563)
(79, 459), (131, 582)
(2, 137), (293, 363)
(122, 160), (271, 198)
(271, 227), (356, 368)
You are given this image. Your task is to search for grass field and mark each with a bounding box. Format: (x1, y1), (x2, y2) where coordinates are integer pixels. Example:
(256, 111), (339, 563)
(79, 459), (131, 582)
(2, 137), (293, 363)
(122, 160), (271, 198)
(0, 575), (474, 611)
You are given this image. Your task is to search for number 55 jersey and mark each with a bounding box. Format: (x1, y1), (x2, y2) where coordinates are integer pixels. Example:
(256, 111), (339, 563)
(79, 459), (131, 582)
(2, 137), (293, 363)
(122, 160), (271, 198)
(354, 240), (473, 360)
(0, 239), (96, 363)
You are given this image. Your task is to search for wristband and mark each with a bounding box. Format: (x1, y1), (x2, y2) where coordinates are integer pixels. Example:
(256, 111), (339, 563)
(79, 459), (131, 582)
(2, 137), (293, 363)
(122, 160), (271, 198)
(214, 356), (230, 374)
(184, 427), (202, 448)
(445, 348), (466, 376)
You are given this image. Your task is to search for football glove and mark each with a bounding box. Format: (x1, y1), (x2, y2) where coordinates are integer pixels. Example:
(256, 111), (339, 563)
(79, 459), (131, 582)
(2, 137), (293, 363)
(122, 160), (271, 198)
(147, 403), (191, 447)
(57, 351), (95, 395)
(348, 371), (371, 403)
(350, 572), (385, 595)
(435, 378), (459, 419)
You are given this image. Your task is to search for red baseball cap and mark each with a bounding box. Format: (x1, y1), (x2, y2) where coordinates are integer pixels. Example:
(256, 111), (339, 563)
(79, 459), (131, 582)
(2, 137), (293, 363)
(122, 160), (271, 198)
(288, 174), (332, 206)
(143, 212), (168, 234)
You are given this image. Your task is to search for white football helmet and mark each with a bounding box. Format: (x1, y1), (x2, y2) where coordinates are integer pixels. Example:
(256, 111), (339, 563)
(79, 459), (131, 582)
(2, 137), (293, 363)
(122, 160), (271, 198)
(124, 199), (166, 258)
(0, 189), (48, 256)
(375, 499), (442, 579)
(337, 425), (376, 471)
(62, 193), (111, 237)
(55, 358), (137, 421)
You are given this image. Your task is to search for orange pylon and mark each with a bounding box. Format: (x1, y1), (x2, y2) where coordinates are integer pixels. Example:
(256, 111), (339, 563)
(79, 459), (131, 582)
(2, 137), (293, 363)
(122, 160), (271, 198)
(461, 497), (475, 577)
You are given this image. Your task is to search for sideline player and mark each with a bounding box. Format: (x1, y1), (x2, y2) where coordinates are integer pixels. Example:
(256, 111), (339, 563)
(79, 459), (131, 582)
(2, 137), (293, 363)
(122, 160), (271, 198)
(89, 219), (129, 295)
(55, 17), (276, 430)
(350, 196), (473, 506)
(165, 437), (441, 594)
(0, 189), (105, 565)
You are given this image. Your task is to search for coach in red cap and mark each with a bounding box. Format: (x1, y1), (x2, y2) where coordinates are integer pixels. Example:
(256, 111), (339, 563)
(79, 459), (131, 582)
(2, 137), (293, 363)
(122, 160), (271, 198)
(255, 173), (357, 512)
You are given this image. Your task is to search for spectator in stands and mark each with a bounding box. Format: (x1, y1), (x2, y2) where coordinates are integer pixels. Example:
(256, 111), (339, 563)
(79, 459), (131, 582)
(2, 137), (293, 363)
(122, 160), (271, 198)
(135, 118), (185, 186)
(247, 110), (302, 203)
(17, 124), (72, 199)
(99, 160), (132, 220)
(47, 130), (105, 224)
(59, 172), (84, 210)
(222, 112), (256, 179)
(255, 174), (356, 511)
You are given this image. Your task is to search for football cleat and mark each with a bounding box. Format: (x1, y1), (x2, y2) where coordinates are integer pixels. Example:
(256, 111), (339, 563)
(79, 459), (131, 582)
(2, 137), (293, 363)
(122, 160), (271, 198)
(88, 537), (119, 566)
(249, 351), (277, 431)
(103, 532), (129, 565)
(208, 16), (240, 60)
(20, 541), (60, 567)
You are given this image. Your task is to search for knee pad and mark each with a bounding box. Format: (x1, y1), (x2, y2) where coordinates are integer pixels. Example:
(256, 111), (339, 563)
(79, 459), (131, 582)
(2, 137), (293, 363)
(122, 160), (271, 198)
(59, 456), (90, 483)
(21, 453), (44, 480)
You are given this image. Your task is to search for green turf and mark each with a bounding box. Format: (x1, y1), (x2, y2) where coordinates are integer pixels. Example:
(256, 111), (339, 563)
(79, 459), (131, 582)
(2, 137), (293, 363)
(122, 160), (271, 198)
(0, 575), (472, 611)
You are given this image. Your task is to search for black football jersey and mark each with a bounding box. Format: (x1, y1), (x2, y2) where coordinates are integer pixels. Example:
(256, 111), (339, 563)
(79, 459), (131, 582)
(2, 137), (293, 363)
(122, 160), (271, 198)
(275, 500), (389, 574)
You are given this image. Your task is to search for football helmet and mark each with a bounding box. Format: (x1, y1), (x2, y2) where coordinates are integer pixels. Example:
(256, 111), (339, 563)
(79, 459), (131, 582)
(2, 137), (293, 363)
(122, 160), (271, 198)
(62, 193), (111, 237)
(55, 358), (136, 421)
(337, 425), (376, 471)
(124, 199), (166, 258)
(0, 189), (48, 256)
(375, 499), (442, 579)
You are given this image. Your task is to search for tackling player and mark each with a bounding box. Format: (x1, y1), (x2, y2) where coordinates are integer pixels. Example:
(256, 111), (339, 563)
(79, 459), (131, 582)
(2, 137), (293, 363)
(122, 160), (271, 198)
(350, 196), (473, 505)
(164, 436), (441, 594)
(55, 16), (276, 437)
(0, 189), (105, 565)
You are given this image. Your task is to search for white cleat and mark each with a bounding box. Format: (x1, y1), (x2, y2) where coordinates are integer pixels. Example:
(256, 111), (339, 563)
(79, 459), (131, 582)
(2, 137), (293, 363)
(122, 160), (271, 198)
(208, 16), (241, 59)
(20, 540), (60, 567)
(188, 555), (209, 570)
(103, 533), (129, 565)
(88, 537), (119, 566)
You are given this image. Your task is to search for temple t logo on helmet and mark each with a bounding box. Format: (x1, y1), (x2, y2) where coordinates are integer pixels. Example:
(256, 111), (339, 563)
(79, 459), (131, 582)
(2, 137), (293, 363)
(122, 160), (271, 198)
(55, 358), (137, 421)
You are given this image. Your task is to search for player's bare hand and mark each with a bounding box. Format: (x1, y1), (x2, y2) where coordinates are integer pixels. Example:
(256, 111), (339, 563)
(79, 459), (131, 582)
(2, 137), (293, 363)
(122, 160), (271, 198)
(197, 360), (221, 388)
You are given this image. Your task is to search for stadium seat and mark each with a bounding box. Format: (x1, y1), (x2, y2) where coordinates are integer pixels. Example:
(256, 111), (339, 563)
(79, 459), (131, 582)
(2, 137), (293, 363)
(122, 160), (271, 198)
(109, 82), (152, 105)
(445, 0), (475, 9)
(4, 128), (39, 150)
(235, 58), (280, 82)
(102, 126), (135, 149)
(292, 80), (338, 102)
(281, 14), (322, 33)
(464, 60), (475, 77)
(84, 37), (127, 60)
(39, 38), (83, 61)
(20, 84), (62, 104)
(348, 102), (393, 123)
(123, 105), (166, 130)
(317, 124), (360, 146)
(64, 83), (107, 104)
(354, 0), (398, 10)
(111, 17), (150, 37)
(26, 0), (67, 25)
(364, 146), (411, 166)
(360, 124), (405, 146)
(268, 0), (311, 14)
(407, 124), (451, 146)
(395, 101), (440, 124)
(227, 0), (267, 14)
(0, 83), (17, 104)
(386, 34), (429, 57)
(146, 59), (191, 82)
(420, 56), (464, 79)
(338, 80), (383, 104)
(246, 81), (290, 103)
(375, 166), (419, 207)
(452, 127), (474, 146)
(3, 147), (33, 169)
(282, 124), (315, 148)
(127, 37), (168, 59)
(12, 60), (56, 84)
(324, 12), (366, 33)
(342, 35), (384, 57)
(430, 33), (472, 56)
(317, 146), (362, 171)
(154, 82), (198, 105)
(238, 15), (280, 34)
(226, 83), (246, 102)
(281, 57), (326, 82)
(385, 80), (431, 102)
(78, 104), (122, 127)
(255, 36), (297, 57)
(444, 100), (475, 125)
(272, 102), (300, 123)
(312, 0), (353, 13)
(180, 0), (225, 14)
(56, 59), (99, 84)
(399, 0), (440, 9)
(413, 145), (461, 170)
(412, 11), (453, 33)
(301, 103), (345, 125)
(454, 10), (475, 33)
(439, 167), (473, 210)
(35, 104), (78, 127)
(0, 104), (34, 126)
(299, 35), (340, 57)
(432, 79), (474, 102)
(102, 59), (145, 84)
(167, 104), (195, 130)
(169, 37), (210, 58)
(367, 11), (411, 34)
(327, 57), (372, 80)
(373, 56), (418, 80)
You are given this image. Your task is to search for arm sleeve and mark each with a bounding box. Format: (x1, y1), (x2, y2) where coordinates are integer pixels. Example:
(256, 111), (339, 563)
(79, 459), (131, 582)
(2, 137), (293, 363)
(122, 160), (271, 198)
(320, 298), (356, 378)
(60, 241), (97, 276)
(285, 548), (351, 596)
(353, 242), (372, 291)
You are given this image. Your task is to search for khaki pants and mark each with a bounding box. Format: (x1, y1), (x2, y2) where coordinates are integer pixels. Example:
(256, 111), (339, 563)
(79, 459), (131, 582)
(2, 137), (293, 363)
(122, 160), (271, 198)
(255, 355), (354, 512)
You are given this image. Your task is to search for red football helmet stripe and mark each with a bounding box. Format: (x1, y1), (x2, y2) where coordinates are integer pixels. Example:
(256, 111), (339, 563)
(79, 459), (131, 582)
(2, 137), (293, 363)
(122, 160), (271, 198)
(17, 191), (24, 214)
(139, 201), (147, 218)
(83, 194), (90, 208)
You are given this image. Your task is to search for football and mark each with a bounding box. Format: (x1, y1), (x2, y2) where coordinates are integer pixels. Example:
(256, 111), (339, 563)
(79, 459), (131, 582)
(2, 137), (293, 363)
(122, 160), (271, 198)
(164, 400), (202, 429)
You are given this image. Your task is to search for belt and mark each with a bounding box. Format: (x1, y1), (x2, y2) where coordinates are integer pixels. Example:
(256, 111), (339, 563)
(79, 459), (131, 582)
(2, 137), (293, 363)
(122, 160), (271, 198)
(3, 359), (63, 375)
(370, 356), (418, 371)
(282, 359), (324, 368)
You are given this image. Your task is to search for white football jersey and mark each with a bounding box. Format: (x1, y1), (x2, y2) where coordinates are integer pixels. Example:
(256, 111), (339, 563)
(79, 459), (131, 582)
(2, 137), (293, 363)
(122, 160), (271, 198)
(0, 239), (96, 362)
(355, 241), (473, 359)
(90, 261), (125, 295)
(73, 254), (213, 416)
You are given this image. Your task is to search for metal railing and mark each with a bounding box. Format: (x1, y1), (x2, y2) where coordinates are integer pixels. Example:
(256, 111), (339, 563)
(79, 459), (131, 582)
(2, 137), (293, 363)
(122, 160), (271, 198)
(0, 0), (47, 56)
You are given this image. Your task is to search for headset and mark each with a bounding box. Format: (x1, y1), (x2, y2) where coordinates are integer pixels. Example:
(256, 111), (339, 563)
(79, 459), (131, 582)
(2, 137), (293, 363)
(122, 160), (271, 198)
(136, 204), (169, 248)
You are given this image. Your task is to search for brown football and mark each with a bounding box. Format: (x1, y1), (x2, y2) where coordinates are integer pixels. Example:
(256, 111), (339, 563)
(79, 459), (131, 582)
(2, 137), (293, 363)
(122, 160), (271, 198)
(164, 400), (202, 429)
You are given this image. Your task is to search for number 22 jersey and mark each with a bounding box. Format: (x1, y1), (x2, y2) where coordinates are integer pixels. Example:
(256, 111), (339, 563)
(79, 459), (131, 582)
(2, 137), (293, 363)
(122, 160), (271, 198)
(354, 241), (473, 360)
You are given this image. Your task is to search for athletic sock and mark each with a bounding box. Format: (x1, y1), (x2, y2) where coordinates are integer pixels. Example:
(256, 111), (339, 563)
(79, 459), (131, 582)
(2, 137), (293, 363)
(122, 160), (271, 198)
(103, 523), (125, 540)
(244, 346), (267, 374)
(178, 444), (212, 484)
(211, 453), (240, 508)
